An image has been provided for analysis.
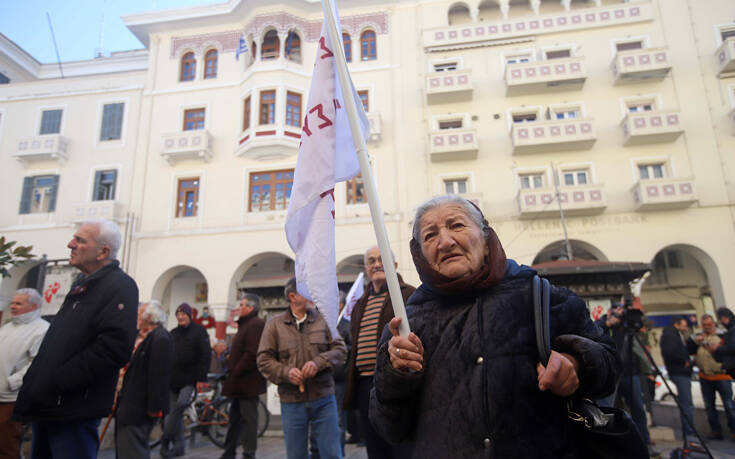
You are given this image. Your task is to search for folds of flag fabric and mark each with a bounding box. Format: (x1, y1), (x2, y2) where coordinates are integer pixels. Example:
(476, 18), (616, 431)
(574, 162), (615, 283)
(236, 35), (248, 60)
(339, 272), (365, 323)
(284, 6), (370, 336)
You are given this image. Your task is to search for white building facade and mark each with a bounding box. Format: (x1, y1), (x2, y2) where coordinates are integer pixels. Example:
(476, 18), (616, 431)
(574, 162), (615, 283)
(1, 0), (734, 338)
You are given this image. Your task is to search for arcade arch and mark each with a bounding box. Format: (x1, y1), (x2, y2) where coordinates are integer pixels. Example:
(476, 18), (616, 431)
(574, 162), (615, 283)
(151, 265), (210, 329)
(642, 244), (725, 317)
(532, 239), (608, 265)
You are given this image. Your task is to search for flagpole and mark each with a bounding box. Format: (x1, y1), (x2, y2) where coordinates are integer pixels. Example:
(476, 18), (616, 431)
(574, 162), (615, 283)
(320, 0), (410, 338)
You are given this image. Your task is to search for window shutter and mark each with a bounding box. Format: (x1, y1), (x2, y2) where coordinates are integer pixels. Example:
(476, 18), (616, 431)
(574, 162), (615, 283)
(93, 170), (102, 201)
(19, 177), (33, 214)
(48, 175), (60, 212)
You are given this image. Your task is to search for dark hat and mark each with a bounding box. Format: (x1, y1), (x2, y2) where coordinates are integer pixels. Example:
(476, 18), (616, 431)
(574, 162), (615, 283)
(176, 303), (193, 320)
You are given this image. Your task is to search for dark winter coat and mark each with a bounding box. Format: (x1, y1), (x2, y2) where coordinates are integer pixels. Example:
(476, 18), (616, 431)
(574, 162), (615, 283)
(117, 326), (174, 426)
(222, 311), (267, 398)
(714, 324), (735, 376)
(13, 261), (138, 422)
(369, 260), (619, 459)
(660, 325), (697, 377)
(170, 321), (211, 392)
(343, 275), (415, 409)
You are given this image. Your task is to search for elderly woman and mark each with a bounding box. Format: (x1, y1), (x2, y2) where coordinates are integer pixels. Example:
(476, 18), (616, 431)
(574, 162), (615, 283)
(116, 301), (174, 459)
(369, 196), (619, 458)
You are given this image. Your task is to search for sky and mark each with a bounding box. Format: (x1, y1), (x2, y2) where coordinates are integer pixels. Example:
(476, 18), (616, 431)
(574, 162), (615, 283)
(1, 0), (227, 64)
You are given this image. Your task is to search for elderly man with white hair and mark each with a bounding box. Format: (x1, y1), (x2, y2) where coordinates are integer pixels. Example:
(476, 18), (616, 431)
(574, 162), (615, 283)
(116, 300), (174, 459)
(14, 219), (139, 459)
(0, 288), (49, 458)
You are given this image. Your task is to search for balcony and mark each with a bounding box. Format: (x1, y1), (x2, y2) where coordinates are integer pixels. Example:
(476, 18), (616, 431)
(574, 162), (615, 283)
(422, 3), (653, 52)
(235, 124), (300, 161)
(511, 119), (596, 154)
(429, 128), (478, 161)
(518, 184), (606, 219)
(632, 178), (697, 211)
(505, 57), (586, 95)
(426, 69), (472, 103)
(13, 135), (68, 164)
(161, 131), (212, 165)
(367, 112), (382, 143)
(716, 38), (735, 76)
(611, 47), (671, 84)
(70, 201), (125, 223)
(622, 110), (683, 145)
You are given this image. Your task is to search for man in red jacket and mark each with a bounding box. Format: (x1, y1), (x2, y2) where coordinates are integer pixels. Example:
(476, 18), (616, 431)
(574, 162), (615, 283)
(220, 294), (266, 459)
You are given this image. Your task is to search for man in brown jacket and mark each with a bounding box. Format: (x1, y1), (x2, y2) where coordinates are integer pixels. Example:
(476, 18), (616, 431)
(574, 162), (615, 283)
(257, 278), (346, 459)
(221, 294), (266, 459)
(343, 246), (415, 459)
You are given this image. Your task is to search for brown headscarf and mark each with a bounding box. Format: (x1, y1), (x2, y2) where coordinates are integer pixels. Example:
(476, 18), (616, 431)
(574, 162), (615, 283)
(410, 202), (507, 295)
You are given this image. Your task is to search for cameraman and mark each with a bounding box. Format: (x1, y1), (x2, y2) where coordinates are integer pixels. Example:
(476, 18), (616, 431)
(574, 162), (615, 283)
(595, 303), (653, 449)
(660, 316), (698, 439)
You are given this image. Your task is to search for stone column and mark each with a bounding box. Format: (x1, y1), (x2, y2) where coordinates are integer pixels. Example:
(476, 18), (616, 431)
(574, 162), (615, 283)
(499, 0), (510, 19)
(530, 0), (541, 15)
(279, 31), (288, 61)
(561, 0), (571, 12)
(210, 302), (232, 340)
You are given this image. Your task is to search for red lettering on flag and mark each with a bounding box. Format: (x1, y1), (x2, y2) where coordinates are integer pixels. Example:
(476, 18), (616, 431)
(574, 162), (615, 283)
(320, 188), (336, 219)
(303, 115), (312, 137)
(309, 104), (333, 129)
(333, 99), (341, 110)
(319, 37), (334, 59)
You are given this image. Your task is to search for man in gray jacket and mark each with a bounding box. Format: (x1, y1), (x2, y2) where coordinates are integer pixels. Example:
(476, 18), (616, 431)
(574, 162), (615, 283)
(257, 278), (346, 459)
(0, 288), (49, 458)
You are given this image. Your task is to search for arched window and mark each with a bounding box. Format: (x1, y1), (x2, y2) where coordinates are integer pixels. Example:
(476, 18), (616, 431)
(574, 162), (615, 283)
(285, 31), (301, 62)
(360, 30), (376, 61)
(180, 52), (196, 81)
(204, 49), (218, 79)
(448, 3), (472, 25)
(342, 32), (352, 62)
(262, 30), (280, 60)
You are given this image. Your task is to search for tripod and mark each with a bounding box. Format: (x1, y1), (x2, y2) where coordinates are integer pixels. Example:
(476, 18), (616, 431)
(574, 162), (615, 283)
(630, 332), (714, 459)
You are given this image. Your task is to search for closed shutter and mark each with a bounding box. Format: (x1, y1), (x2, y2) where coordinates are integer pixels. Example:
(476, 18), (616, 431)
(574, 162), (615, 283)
(19, 177), (33, 214)
(48, 175), (60, 212)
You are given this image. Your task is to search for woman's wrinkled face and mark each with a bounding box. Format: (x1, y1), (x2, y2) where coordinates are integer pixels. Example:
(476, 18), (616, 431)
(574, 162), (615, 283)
(418, 203), (487, 279)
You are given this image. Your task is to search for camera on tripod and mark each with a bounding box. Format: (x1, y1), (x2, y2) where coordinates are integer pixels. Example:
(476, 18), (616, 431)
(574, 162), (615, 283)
(611, 296), (645, 332)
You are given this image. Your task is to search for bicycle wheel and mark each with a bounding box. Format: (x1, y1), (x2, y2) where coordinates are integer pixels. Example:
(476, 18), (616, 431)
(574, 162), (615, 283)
(205, 398), (231, 448)
(257, 398), (270, 437)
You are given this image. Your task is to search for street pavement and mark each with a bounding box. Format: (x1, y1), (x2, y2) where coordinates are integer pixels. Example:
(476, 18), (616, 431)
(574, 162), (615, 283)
(96, 431), (735, 458)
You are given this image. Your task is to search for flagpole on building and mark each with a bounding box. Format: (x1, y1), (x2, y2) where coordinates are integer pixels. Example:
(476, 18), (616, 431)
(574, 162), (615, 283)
(320, 0), (410, 338)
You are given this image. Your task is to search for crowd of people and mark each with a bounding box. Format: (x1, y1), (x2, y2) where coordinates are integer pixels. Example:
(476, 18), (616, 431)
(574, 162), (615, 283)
(1, 196), (734, 459)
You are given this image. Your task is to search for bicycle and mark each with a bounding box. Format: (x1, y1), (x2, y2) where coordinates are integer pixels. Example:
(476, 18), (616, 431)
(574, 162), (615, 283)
(149, 373), (271, 450)
(149, 374), (231, 449)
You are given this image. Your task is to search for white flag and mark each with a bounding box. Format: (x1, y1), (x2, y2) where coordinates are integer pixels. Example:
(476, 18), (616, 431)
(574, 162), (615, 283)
(285, 6), (369, 336)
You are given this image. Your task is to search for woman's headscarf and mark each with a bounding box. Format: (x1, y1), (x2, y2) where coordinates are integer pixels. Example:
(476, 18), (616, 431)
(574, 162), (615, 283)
(410, 200), (507, 295)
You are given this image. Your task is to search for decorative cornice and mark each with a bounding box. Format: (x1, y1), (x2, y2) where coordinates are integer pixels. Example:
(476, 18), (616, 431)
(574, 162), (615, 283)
(170, 30), (241, 58)
(169, 10), (389, 58)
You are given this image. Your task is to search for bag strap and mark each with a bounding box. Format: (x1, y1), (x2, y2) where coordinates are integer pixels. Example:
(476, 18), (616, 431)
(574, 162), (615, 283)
(533, 275), (551, 367)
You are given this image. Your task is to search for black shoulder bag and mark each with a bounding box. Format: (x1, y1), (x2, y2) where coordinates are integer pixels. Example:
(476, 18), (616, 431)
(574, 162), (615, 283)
(532, 275), (649, 459)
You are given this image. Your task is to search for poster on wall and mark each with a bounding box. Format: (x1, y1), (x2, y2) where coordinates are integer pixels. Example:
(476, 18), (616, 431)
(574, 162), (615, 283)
(195, 282), (208, 303)
(41, 265), (79, 316)
(586, 298), (611, 322)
